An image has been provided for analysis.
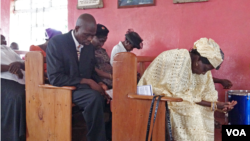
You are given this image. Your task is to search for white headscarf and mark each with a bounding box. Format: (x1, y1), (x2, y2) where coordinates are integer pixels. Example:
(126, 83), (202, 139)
(193, 38), (223, 69)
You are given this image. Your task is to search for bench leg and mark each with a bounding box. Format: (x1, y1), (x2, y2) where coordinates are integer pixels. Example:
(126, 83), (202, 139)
(165, 102), (173, 141)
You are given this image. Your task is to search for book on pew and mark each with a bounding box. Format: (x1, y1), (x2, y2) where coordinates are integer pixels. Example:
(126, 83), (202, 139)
(137, 85), (153, 96)
(105, 85), (153, 99)
(106, 89), (113, 99)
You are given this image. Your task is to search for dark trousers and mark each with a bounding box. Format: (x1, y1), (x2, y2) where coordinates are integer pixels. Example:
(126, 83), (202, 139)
(73, 89), (106, 141)
(1, 79), (26, 141)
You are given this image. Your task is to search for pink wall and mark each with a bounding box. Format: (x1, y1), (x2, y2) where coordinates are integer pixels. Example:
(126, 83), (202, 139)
(68, 0), (250, 102)
(1, 0), (11, 44)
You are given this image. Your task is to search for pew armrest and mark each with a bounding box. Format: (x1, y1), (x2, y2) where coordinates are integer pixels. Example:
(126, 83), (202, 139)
(39, 84), (76, 90)
(128, 93), (183, 102)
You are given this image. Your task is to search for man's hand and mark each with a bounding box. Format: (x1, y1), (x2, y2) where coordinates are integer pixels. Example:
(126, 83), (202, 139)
(86, 79), (104, 95)
(80, 79), (111, 104)
(98, 82), (108, 90)
(220, 79), (233, 89)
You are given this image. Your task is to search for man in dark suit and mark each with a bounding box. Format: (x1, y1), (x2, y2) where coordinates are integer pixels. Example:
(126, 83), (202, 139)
(46, 13), (109, 141)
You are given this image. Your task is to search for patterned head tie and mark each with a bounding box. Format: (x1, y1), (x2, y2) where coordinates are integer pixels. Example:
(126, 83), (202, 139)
(193, 38), (224, 70)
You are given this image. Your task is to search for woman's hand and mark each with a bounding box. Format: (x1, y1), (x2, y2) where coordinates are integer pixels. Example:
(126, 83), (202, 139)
(98, 82), (111, 104)
(220, 79), (233, 89)
(217, 100), (237, 112)
(8, 62), (24, 79)
(16, 69), (24, 79)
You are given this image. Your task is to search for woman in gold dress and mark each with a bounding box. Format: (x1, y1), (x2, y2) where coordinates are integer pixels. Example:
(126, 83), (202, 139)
(138, 38), (237, 141)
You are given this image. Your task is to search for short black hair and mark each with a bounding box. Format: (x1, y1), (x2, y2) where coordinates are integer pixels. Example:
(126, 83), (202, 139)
(190, 49), (224, 70)
(125, 32), (143, 49)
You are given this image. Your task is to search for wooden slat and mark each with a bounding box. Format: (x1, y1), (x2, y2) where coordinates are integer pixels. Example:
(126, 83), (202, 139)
(14, 50), (29, 55)
(137, 56), (155, 62)
(25, 52), (45, 140)
(39, 84), (76, 90)
(128, 93), (183, 102)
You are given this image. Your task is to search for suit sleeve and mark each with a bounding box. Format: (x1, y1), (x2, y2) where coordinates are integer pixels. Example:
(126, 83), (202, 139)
(91, 57), (102, 83)
(46, 39), (82, 86)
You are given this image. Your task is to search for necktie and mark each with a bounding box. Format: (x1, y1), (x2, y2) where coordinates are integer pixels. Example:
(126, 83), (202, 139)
(77, 45), (81, 60)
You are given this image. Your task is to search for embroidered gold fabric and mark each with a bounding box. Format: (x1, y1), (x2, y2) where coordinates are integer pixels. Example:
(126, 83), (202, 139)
(138, 49), (218, 141)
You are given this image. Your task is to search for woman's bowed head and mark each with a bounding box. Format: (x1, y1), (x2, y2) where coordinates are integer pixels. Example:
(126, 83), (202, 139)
(190, 38), (224, 75)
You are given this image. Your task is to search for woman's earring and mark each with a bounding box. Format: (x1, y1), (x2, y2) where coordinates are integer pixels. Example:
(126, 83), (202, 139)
(196, 62), (198, 66)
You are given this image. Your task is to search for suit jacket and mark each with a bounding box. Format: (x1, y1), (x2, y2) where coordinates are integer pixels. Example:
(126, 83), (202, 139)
(46, 30), (101, 89)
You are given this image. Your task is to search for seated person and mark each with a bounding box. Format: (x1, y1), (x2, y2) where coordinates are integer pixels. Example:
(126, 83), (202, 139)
(110, 29), (143, 66)
(10, 42), (19, 50)
(138, 38), (237, 141)
(92, 24), (113, 89)
(1, 35), (26, 141)
(30, 28), (62, 72)
(0, 34), (7, 45)
(46, 13), (110, 141)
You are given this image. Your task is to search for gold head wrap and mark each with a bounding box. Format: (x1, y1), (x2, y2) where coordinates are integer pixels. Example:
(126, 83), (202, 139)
(193, 38), (223, 69)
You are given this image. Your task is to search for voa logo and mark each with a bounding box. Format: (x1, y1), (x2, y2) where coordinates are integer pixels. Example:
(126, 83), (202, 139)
(226, 129), (246, 136)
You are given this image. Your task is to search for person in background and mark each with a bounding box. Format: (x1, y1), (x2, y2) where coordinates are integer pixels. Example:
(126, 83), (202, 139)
(46, 13), (110, 141)
(10, 42), (19, 50)
(30, 28), (62, 72)
(110, 29), (143, 66)
(92, 24), (112, 89)
(1, 35), (26, 141)
(138, 38), (237, 141)
(30, 28), (62, 56)
(91, 23), (112, 140)
(1, 34), (7, 45)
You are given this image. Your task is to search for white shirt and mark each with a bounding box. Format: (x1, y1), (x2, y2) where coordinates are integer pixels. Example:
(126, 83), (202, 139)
(1, 45), (25, 84)
(110, 41), (127, 66)
(71, 30), (84, 59)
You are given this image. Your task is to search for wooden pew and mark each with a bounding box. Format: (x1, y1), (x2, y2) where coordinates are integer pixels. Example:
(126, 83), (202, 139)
(15, 50), (29, 55)
(137, 56), (156, 76)
(25, 51), (75, 141)
(112, 52), (183, 141)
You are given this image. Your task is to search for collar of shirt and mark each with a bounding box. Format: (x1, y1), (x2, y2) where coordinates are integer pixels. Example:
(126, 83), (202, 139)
(71, 30), (84, 52)
(118, 41), (127, 52)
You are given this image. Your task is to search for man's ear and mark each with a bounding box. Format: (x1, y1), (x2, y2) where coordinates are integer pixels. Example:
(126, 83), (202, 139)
(75, 26), (80, 33)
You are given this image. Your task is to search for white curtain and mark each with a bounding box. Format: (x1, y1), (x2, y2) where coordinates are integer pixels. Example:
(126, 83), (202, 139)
(10, 0), (68, 50)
